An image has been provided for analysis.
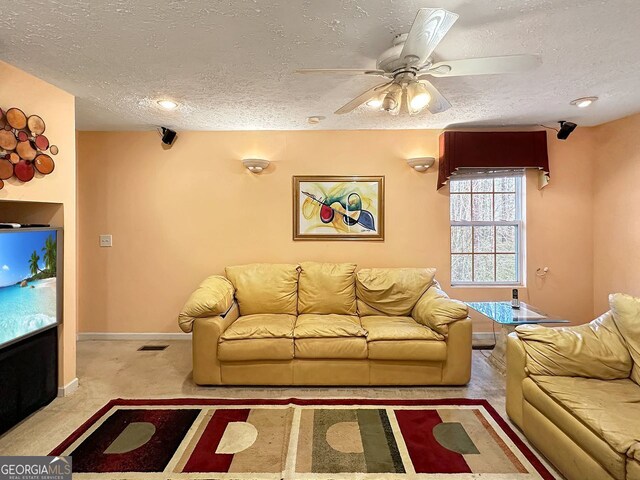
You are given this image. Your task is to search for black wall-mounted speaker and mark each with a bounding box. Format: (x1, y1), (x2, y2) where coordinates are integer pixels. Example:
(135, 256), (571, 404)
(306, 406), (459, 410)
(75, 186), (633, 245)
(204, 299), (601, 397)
(557, 121), (577, 140)
(159, 127), (177, 146)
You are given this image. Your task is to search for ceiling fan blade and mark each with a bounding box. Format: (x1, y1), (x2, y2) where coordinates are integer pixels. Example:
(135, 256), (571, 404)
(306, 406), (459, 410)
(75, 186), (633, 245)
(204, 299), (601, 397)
(399, 8), (459, 66)
(334, 81), (393, 115)
(295, 68), (387, 76)
(419, 80), (451, 114)
(426, 54), (541, 77)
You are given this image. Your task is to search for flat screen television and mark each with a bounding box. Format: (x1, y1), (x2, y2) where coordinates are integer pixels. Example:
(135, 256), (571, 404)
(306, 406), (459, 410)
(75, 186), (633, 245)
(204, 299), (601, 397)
(0, 228), (62, 349)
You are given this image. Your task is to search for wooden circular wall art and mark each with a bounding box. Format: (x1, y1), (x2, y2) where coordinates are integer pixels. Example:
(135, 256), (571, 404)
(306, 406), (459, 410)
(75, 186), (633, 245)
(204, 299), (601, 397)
(0, 107), (59, 190)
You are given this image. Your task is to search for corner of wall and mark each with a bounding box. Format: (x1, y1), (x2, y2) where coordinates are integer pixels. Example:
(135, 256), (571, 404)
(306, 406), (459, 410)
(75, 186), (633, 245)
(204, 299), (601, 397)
(588, 112), (640, 316)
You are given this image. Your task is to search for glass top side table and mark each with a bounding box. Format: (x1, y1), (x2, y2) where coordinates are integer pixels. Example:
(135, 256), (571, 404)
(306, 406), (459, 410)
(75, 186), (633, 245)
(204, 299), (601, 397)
(466, 301), (570, 374)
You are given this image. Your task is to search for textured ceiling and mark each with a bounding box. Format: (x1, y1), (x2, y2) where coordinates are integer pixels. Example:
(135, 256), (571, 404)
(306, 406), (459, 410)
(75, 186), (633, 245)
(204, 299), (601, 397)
(2, 0), (640, 131)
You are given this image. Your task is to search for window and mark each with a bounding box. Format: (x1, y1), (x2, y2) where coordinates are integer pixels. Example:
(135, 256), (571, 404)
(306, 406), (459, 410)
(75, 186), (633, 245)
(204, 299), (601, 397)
(450, 173), (525, 285)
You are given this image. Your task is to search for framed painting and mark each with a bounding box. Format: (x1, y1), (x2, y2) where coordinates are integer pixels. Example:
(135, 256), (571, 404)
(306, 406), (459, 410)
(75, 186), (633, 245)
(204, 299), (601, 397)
(293, 175), (385, 241)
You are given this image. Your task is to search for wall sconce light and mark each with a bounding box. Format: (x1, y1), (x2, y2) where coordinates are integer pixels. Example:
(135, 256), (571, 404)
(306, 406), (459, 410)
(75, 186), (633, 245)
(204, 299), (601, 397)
(242, 158), (270, 173)
(407, 157), (435, 172)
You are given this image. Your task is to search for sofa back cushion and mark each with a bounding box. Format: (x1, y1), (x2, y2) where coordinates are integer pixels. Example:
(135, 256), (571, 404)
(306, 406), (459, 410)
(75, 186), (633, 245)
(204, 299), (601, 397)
(516, 311), (632, 379)
(298, 262), (357, 315)
(610, 293), (640, 384)
(225, 263), (299, 316)
(356, 267), (436, 316)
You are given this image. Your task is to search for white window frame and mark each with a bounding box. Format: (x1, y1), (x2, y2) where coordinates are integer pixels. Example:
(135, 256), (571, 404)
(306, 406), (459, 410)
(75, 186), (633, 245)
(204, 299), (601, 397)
(449, 171), (526, 287)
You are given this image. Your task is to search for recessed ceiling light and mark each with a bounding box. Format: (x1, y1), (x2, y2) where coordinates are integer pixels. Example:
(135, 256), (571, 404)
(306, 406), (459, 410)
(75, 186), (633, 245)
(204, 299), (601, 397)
(306, 116), (325, 124)
(157, 99), (179, 110)
(570, 96), (598, 108)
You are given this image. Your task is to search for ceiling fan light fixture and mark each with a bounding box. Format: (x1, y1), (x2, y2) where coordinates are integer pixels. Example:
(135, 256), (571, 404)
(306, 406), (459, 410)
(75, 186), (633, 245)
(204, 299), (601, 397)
(407, 82), (431, 114)
(570, 96), (598, 108)
(382, 85), (402, 114)
(381, 94), (397, 112)
(365, 96), (384, 109)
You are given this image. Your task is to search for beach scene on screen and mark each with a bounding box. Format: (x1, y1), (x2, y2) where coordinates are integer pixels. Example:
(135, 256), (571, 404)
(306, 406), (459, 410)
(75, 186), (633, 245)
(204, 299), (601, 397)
(0, 230), (58, 347)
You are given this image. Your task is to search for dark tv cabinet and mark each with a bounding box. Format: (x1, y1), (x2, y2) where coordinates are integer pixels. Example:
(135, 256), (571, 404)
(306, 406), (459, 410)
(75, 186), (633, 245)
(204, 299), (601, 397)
(0, 326), (58, 435)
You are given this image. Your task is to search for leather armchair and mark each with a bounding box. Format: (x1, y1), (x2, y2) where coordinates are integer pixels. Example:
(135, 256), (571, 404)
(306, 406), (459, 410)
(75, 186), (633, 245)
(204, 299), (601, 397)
(506, 293), (640, 480)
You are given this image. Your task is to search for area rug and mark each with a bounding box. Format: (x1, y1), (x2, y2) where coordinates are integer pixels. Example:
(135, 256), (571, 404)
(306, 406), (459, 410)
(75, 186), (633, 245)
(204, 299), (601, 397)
(50, 398), (555, 479)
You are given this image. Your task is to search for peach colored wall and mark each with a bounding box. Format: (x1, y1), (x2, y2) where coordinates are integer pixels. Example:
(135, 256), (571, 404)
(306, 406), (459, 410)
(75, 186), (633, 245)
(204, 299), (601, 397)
(0, 61), (77, 386)
(77, 128), (594, 334)
(592, 112), (640, 315)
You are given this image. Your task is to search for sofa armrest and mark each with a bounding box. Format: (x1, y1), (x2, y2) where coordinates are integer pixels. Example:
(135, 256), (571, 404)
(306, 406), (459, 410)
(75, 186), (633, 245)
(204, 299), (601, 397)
(178, 275), (235, 333)
(506, 333), (527, 429)
(441, 317), (472, 385)
(412, 285), (469, 336)
(192, 302), (239, 385)
(515, 311), (632, 379)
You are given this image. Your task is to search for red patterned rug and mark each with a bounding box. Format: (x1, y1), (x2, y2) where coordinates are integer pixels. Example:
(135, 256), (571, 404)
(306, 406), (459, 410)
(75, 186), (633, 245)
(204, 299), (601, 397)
(51, 398), (555, 479)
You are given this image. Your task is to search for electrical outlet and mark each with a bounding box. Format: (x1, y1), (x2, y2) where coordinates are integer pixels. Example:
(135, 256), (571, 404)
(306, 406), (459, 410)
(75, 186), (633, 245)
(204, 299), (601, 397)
(99, 234), (112, 247)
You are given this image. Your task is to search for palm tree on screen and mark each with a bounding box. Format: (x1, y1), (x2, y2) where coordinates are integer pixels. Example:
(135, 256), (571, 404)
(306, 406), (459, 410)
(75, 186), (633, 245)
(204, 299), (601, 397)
(42, 235), (57, 274)
(29, 251), (40, 277)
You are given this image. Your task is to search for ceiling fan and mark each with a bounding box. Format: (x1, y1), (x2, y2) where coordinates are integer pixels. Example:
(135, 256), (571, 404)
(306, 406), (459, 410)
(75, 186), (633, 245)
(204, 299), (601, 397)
(296, 8), (540, 116)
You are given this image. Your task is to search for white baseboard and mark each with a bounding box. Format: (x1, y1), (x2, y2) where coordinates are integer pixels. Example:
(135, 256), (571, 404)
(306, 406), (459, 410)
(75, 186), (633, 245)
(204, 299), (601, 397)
(78, 332), (488, 344)
(77, 332), (192, 341)
(79, 332), (489, 344)
(58, 377), (78, 397)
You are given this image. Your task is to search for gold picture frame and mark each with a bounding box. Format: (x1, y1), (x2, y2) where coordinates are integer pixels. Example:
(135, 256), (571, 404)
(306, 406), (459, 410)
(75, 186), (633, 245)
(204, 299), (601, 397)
(293, 175), (385, 241)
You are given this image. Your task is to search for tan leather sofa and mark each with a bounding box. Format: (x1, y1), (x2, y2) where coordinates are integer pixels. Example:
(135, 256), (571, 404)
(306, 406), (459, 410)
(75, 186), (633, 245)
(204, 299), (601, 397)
(506, 293), (640, 480)
(178, 262), (471, 386)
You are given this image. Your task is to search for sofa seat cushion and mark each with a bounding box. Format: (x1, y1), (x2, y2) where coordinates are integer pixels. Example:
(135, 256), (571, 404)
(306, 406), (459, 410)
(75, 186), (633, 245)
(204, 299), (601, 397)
(362, 316), (443, 341)
(362, 316), (446, 361)
(529, 375), (640, 462)
(522, 377), (626, 480)
(220, 314), (296, 340)
(293, 314), (367, 359)
(298, 262), (357, 315)
(218, 314), (296, 361)
(293, 314), (366, 338)
(225, 263), (299, 315)
(294, 337), (368, 359)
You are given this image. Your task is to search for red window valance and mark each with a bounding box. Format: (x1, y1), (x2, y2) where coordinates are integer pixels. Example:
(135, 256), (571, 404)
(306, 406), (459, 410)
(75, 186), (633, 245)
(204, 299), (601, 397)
(437, 131), (550, 189)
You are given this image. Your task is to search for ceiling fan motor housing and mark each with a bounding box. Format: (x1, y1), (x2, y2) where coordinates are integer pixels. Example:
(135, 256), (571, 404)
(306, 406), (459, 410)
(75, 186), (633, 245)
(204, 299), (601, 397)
(376, 39), (408, 72)
(377, 36), (432, 74)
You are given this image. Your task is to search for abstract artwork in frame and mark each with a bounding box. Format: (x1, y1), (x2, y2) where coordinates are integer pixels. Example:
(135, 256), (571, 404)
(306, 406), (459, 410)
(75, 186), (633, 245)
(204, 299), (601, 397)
(293, 176), (385, 241)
